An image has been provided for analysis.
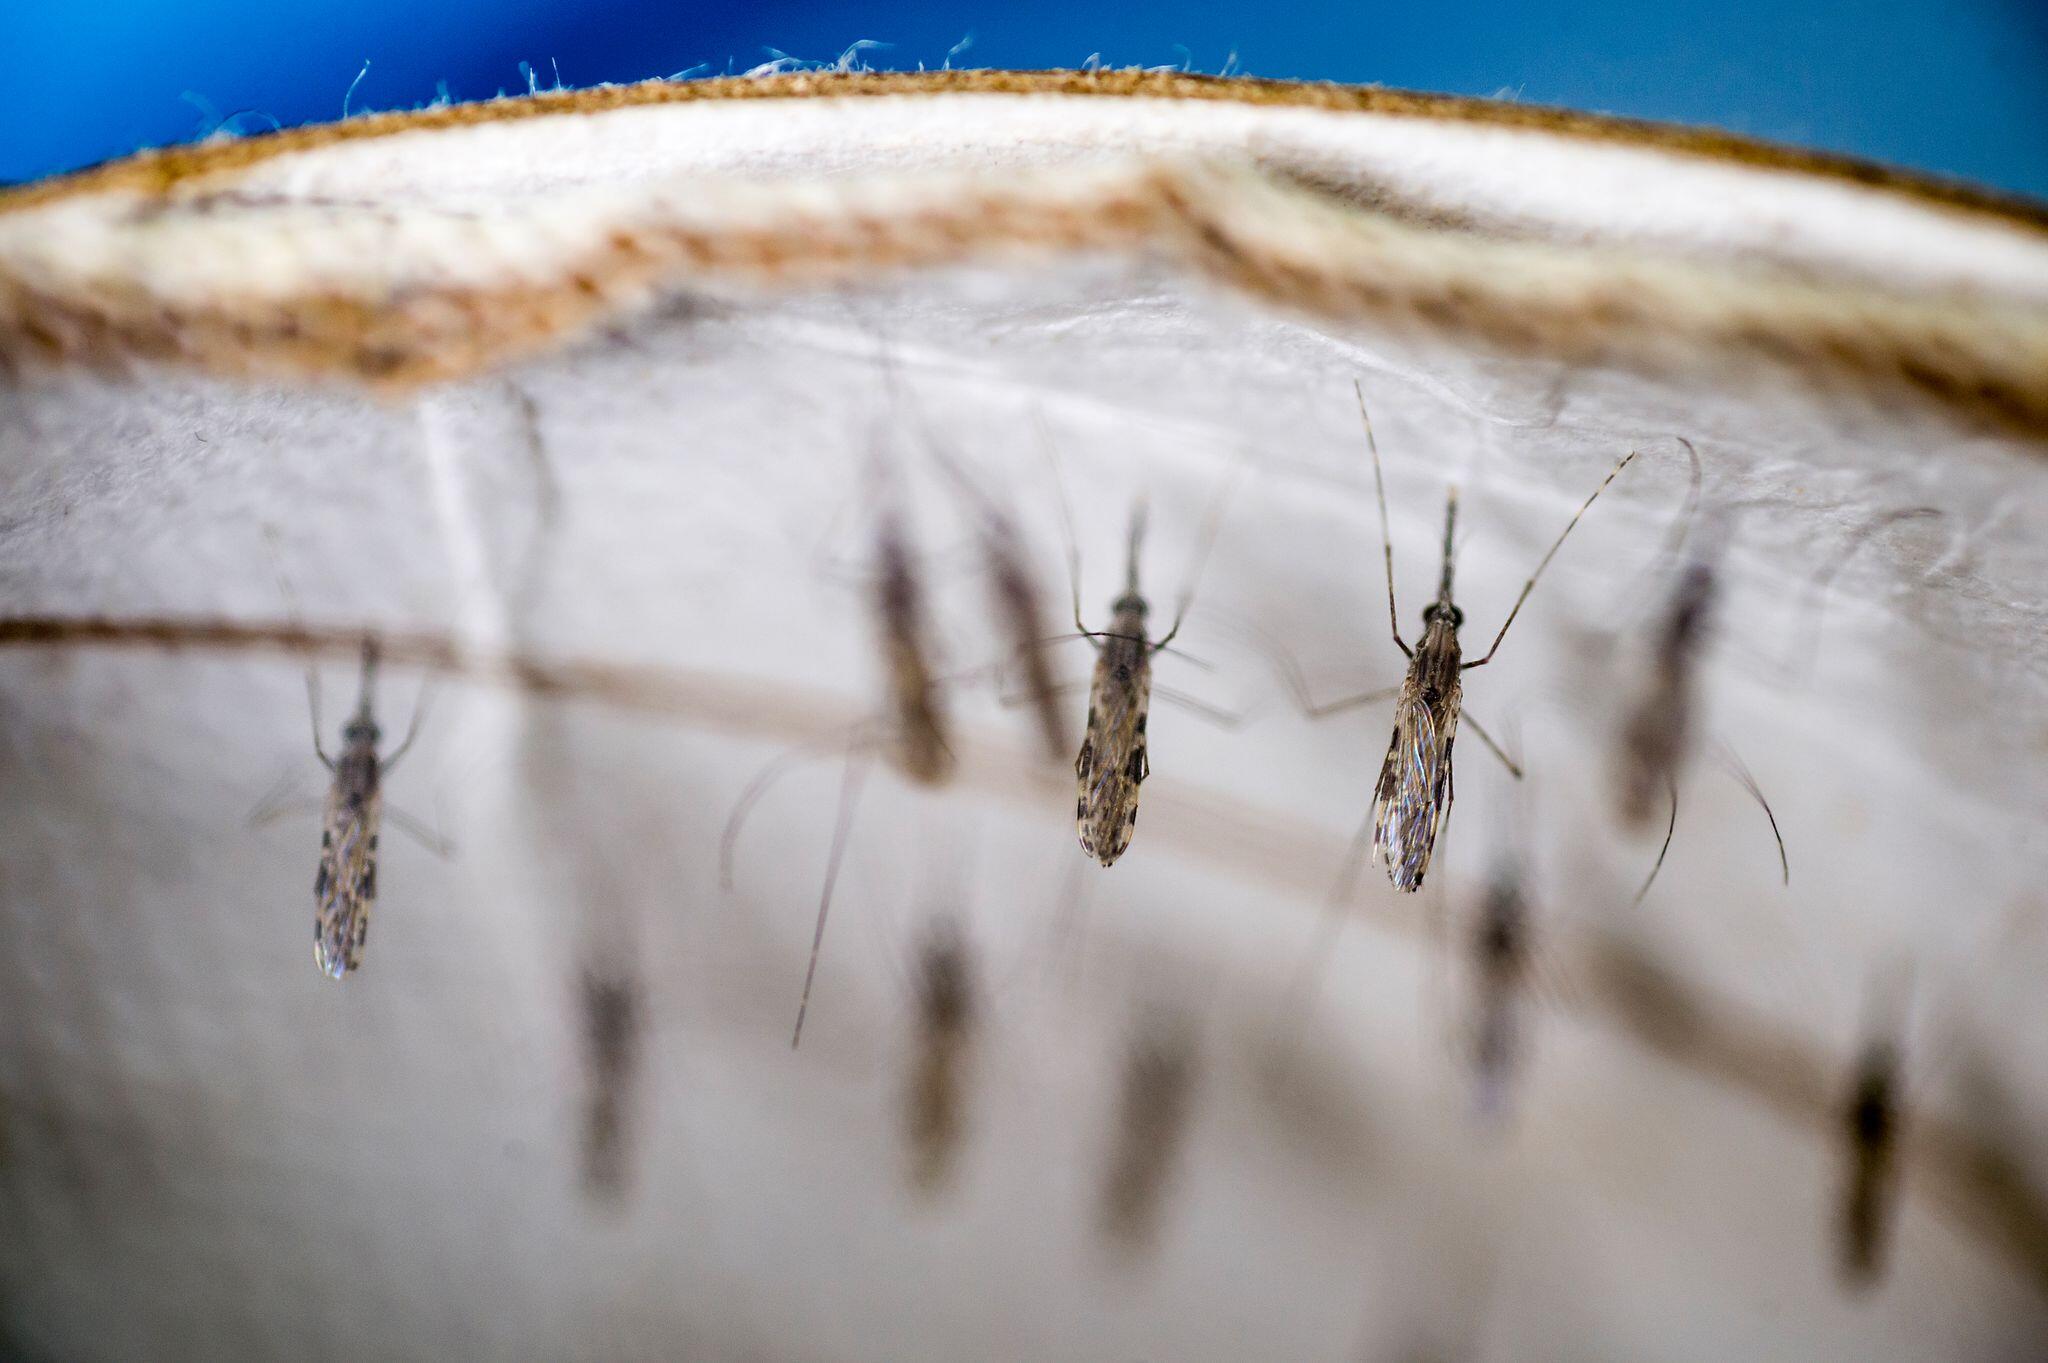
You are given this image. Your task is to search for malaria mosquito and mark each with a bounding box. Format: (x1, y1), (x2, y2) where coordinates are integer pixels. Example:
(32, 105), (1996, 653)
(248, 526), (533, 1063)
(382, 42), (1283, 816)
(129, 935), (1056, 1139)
(1614, 514), (1788, 907)
(1838, 1028), (1903, 1290)
(579, 968), (643, 1203)
(923, 443), (1071, 765)
(1099, 1015), (1198, 1256)
(1069, 488), (1238, 868)
(872, 502), (954, 786)
(722, 457), (955, 1048)
(309, 638), (424, 979)
(903, 918), (978, 1197)
(1352, 383), (1636, 892)
(1468, 855), (1531, 1120)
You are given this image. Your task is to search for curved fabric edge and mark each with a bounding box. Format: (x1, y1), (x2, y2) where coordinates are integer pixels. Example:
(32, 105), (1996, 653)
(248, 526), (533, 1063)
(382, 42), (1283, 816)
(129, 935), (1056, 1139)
(5, 70), (2045, 238)
(4, 159), (2045, 439)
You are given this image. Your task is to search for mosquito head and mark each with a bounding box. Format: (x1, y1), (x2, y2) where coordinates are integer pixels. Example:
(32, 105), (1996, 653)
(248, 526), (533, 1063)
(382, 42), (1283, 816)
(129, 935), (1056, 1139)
(1111, 590), (1150, 620)
(1421, 601), (1464, 630)
(342, 716), (381, 747)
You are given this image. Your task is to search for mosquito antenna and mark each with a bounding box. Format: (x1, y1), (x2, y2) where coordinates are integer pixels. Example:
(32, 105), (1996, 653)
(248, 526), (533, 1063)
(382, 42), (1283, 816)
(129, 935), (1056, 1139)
(1437, 488), (1460, 605)
(1629, 774), (1680, 909)
(1125, 497), (1149, 599)
(1715, 742), (1789, 885)
(1357, 382), (1410, 660)
(354, 636), (380, 720)
(1652, 436), (1705, 567)
(792, 756), (873, 1049)
(1465, 448), (1638, 671)
(1033, 412), (1093, 644)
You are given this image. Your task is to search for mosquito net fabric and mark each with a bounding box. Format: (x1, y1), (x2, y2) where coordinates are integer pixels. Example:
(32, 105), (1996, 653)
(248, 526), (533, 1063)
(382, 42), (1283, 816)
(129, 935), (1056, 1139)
(1, 71), (2045, 1362)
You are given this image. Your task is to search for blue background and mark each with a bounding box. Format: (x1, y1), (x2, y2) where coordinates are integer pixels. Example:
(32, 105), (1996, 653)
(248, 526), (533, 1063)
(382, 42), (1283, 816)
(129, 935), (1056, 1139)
(5, 3), (2044, 197)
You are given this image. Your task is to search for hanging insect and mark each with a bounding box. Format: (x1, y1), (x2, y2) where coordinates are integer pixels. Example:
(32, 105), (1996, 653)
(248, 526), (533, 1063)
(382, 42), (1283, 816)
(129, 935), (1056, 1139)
(309, 638), (422, 979)
(578, 968), (644, 1203)
(1468, 856), (1530, 1119)
(1614, 518), (1788, 906)
(723, 444), (956, 1048)
(1099, 1016), (1198, 1256)
(1069, 485), (1239, 868)
(920, 434), (1072, 766)
(872, 502), (954, 786)
(1357, 383), (1637, 891)
(903, 918), (978, 1198)
(1837, 1031), (1903, 1289)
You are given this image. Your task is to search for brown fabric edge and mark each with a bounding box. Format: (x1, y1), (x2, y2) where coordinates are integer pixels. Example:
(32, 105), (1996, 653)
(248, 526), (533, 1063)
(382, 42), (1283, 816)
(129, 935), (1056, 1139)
(4, 161), (2044, 440)
(4, 70), (2045, 238)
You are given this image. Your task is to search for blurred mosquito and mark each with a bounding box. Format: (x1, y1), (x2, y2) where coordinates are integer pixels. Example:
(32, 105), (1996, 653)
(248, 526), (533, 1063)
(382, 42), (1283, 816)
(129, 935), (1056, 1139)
(1065, 473), (1243, 869)
(1839, 1030), (1904, 1290)
(1099, 1014), (1199, 1257)
(1834, 964), (1916, 1291)
(1310, 383), (1635, 894)
(579, 968), (644, 1204)
(1467, 851), (1532, 1121)
(307, 638), (428, 979)
(1620, 491), (1939, 906)
(922, 440), (1072, 766)
(903, 917), (978, 1198)
(722, 438), (955, 1048)
(1613, 471), (1787, 906)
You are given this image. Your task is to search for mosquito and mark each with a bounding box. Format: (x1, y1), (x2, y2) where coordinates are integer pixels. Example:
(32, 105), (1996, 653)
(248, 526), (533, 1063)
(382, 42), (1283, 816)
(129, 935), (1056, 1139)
(1099, 1015), (1198, 1255)
(1070, 488), (1237, 868)
(722, 463), (953, 1048)
(923, 444), (1071, 766)
(1353, 382), (1636, 892)
(1615, 516), (1787, 906)
(1468, 857), (1530, 1120)
(1837, 1028), (1903, 1290)
(309, 638), (424, 979)
(579, 969), (643, 1203)
(872, 503), (954, 786)
(903, 918), (978, 1198)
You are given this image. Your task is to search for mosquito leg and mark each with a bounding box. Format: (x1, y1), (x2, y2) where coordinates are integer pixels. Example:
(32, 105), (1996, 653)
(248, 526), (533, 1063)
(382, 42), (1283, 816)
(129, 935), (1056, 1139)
(1462, 712), (1524, 780)
(305, 667), (334, 770)
(1357, 382), (1412, 661)
(248, 794), (323, 831)
(1151, 685), (1251, 729)
(384, 804), (457, 859)
(1629, 774), (1680, 909)
(791, 754), (873, 1049)
(1464, 448), (1639, 671)
(382, 677), (436, 773)
(720, 728), (866, 892)
(995, 678), (1089, 711)
(1714, 741), (1789, 885)
(1282, 814), (1378, 1013)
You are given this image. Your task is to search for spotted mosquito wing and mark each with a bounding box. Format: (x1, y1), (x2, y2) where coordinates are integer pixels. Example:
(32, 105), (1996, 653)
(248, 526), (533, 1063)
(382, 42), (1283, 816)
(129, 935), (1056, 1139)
(1076, 640), (1151, 867)
(313, 778), (381, 978)
(1370, 685), (1459, 892)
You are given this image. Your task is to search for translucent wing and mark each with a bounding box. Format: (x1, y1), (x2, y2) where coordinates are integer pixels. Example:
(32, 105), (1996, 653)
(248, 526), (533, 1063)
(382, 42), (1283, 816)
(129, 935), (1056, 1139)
(314, 789), (380, 978)
(1370, 691), (1458, 892)
(1076, 648), (1151, 867)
